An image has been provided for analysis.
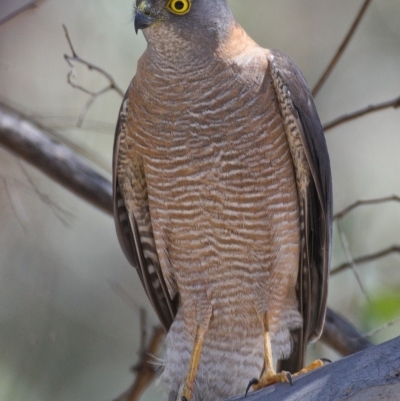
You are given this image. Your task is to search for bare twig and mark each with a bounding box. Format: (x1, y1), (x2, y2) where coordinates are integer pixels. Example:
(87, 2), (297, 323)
(331, 196), (400, 276)
(323, 96), (400, 131)
(312, 0), (373, 96)
(0, 101), (112, 215)
(1, 175), (29, 229)
(336, 218), (370, 301)
(364, 316), (400, 339)
(333, 195), (400, 220)
(331, 245), (400, 276)
(18, 162), (74, 226)
(112, 326), (165, 401)
(63, 25), (124, 127)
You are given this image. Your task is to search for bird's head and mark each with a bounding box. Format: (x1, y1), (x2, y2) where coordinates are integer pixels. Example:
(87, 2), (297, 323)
(134, 0), (234, 47)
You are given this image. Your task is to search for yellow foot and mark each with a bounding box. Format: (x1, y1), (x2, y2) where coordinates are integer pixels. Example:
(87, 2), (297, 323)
(292, 358), (328, 378)
(245, 369), (292, 396)
(254, 369), (292, 389)
(246, 359), (329, 396)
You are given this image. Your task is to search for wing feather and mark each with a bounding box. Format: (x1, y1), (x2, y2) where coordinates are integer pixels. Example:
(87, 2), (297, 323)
(113, 93), (177, 331)
(269, 50), (333, 371)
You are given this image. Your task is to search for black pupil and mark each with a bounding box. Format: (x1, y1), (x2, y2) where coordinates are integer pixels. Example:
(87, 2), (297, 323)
(175, 1), (184, 10)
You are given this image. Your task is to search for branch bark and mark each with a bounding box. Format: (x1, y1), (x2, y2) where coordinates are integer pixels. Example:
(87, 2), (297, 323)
(228, 336), (400, 401)
(0, 101), (112, 214)
(0, 0), (44, 26)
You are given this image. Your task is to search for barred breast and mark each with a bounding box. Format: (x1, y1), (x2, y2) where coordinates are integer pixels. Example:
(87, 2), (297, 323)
(121, 37), (302, 400)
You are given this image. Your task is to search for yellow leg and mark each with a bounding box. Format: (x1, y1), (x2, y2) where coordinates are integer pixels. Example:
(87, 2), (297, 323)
(182, 326), (206, 401)
(249, 312), (326, 393)
(251, 312), (291, 391)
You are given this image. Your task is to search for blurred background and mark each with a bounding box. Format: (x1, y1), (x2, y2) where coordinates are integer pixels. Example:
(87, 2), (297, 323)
(0, 0), (399, 400)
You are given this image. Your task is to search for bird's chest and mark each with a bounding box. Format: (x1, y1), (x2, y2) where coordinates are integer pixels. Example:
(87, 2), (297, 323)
(128, 67), (282, 188)
(125, 65), (299, 297)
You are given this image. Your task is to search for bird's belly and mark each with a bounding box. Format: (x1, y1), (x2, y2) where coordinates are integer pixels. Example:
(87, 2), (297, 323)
(141, 106), (301, 327)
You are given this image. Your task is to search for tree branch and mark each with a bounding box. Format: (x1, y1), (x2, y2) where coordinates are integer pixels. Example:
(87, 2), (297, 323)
(0, 0), (45, 26)
(228, 336), (400, 401)
(323, 95), (400, 131)
(0, 101), (112, 215)
(312, 0), (373, 97)
(321, 308), (373, 356)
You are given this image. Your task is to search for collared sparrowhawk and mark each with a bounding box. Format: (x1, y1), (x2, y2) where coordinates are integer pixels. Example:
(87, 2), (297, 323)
(113, 1), (332, 400)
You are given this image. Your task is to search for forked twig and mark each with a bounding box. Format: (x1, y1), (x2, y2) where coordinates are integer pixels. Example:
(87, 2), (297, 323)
(63, 25), (124, 127)
(331, 196), (400, 275)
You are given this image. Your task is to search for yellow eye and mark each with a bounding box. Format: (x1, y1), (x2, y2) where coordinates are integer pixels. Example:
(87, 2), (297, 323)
(166, 0), (191, 15)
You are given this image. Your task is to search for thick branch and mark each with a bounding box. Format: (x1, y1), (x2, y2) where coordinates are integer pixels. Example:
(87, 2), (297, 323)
(0, 102), (112, 215)
(312, 0), (373, 96)
(228, 336), (400, 401)
(323, 95), (400, 131)
(321, 308), (373, 355)
(0, 0), (43, 26)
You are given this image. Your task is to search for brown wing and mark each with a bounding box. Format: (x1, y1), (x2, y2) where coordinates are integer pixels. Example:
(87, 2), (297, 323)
(113, 93), (177, 331)
(269, 50), (333, 372)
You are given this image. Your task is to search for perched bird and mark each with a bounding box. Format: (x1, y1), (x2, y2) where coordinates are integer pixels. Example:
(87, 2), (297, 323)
(113, 1), (332, 400)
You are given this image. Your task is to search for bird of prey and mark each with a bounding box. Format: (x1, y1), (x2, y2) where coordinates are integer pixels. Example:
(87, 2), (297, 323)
(113, 1), (332, 400)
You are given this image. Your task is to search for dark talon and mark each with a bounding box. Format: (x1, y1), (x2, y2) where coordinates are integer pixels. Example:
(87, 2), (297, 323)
(286, 372), (293, 386)
(181, 397), (188, 401)
(245, 378), (258, 397)
(320, 358), (332, 364)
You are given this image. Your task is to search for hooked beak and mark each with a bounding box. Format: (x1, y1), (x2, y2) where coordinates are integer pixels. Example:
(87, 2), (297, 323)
(134, 10), (156, 34)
